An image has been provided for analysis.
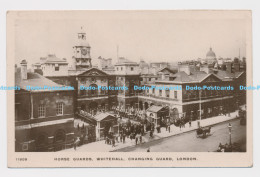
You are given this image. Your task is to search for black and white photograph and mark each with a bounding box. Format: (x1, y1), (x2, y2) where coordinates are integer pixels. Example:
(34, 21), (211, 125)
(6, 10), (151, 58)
(13, 11), (249, 153)
(6, 10), (253, 167)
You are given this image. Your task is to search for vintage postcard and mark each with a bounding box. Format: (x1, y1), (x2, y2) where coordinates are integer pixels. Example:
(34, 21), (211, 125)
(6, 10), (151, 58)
(7, 10), (253, 167)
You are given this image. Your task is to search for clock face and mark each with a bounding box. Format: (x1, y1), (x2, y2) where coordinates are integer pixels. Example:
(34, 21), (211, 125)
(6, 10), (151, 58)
(81, 48), (88, 55)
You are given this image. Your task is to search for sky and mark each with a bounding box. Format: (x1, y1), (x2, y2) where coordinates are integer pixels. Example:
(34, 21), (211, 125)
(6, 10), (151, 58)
(14, 11), (248, 68)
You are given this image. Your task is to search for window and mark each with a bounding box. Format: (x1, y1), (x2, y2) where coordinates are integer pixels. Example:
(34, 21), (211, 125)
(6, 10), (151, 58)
(166, 90), (170, 97)
(38, 104), (45, 118)
(117, 67), (119, 71)
(56, 102), (63, 115)
(55, 66), (59, 71)
(152, 88), (155, 94)
(159, 89), (162, 96)
(149, 78), (151, 81)
(80, 89), (86, 95)
(101, 89), (106, 95)
(131, 67), (134, 71)
(174, 91), (177, 99)
(121, 67), (123, 71)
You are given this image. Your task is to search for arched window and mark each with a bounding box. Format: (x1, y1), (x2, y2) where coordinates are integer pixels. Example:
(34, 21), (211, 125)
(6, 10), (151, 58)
(89, 84), (98, 96)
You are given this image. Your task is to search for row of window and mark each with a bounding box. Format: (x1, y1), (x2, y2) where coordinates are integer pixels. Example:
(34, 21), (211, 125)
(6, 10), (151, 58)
(38, 102), (63, 118)
(144, 89), (178, 99)
(116, 67), (134, 71)
(141, 77), (158, 82)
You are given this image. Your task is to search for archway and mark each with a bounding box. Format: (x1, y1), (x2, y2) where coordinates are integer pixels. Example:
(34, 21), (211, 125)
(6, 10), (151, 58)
(89, 84), (98, 96)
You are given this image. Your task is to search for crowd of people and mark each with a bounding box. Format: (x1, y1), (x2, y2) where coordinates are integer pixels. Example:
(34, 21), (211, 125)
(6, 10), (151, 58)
(104, 120), (149, 148)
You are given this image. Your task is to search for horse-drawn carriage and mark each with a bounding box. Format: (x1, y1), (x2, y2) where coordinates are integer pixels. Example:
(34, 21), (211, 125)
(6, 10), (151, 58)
(196, 126), (212, 138)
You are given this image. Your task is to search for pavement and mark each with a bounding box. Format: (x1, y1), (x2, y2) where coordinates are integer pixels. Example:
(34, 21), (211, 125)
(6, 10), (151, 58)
(63, 110), (240, 152)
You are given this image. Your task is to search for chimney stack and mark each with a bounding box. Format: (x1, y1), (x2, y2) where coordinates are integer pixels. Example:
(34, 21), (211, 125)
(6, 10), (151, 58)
(178, 64), (191, 75)
(20, 60), (28, 80)
(15, 64), (17, 73)
(225, 63), (232, 73)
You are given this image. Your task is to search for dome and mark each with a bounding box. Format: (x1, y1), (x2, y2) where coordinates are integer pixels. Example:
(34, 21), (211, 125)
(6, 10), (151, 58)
(206, 47), (216, 59)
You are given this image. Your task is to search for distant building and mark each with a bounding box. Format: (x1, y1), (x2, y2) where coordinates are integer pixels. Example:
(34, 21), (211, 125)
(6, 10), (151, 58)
(138, 63), (246, 127)
(41, 54), (69, 77)
(150, 62), (170, 69)
(97, 56), (113, 69)
(115, 57), (140, 111)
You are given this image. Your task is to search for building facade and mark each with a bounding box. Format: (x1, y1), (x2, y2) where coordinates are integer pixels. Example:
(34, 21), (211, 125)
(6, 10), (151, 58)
(15, 60), (75, 152)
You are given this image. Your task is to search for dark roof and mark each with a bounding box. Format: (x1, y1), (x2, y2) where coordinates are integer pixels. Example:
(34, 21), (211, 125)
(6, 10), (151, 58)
(214, 70), (234, 81)
(15, 68), (63, 92)
(170, 71), (193, 82)
(163, 70), (225, 83)
(157, 67), (177, 74)
(234, 71), (245, 78)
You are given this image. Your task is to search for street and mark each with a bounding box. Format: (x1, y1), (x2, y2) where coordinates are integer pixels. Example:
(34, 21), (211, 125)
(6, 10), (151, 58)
(116, 119), (246, 152)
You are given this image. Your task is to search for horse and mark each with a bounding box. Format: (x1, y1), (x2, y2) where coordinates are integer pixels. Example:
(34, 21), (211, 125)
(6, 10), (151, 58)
(196, 126), (212, 138)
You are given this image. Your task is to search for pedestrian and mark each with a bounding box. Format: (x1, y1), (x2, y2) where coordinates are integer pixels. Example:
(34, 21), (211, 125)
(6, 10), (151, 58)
(197, 120), (200, 128)
(156, 126), (160, 133)
(112, 138), (115, 147)
(120, 134), (123, 142)
(168, 125), (171, 133)
(105, 136), (107, 144)
(73, 141), (77, 150)
(189, 120), (192, 127)
(74, 137), (80, 151)
(182, 120), (185, 128)
(150, 130), (153, 138)
(135, 136), (138, 145)
(116, 135), (119, 143)
(123, 133), (126, 143)
(179, 123), (182, 131)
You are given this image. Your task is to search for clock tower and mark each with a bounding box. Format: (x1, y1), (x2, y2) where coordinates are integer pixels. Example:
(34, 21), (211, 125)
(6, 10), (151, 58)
(73, 27), (92, 70)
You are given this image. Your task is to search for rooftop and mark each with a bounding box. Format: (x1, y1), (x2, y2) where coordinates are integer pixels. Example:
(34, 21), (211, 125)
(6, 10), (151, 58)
(15, 67), (65, 92)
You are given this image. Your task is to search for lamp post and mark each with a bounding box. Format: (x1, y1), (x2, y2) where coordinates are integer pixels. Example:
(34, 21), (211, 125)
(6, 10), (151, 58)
(228, 123), (232, 146)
